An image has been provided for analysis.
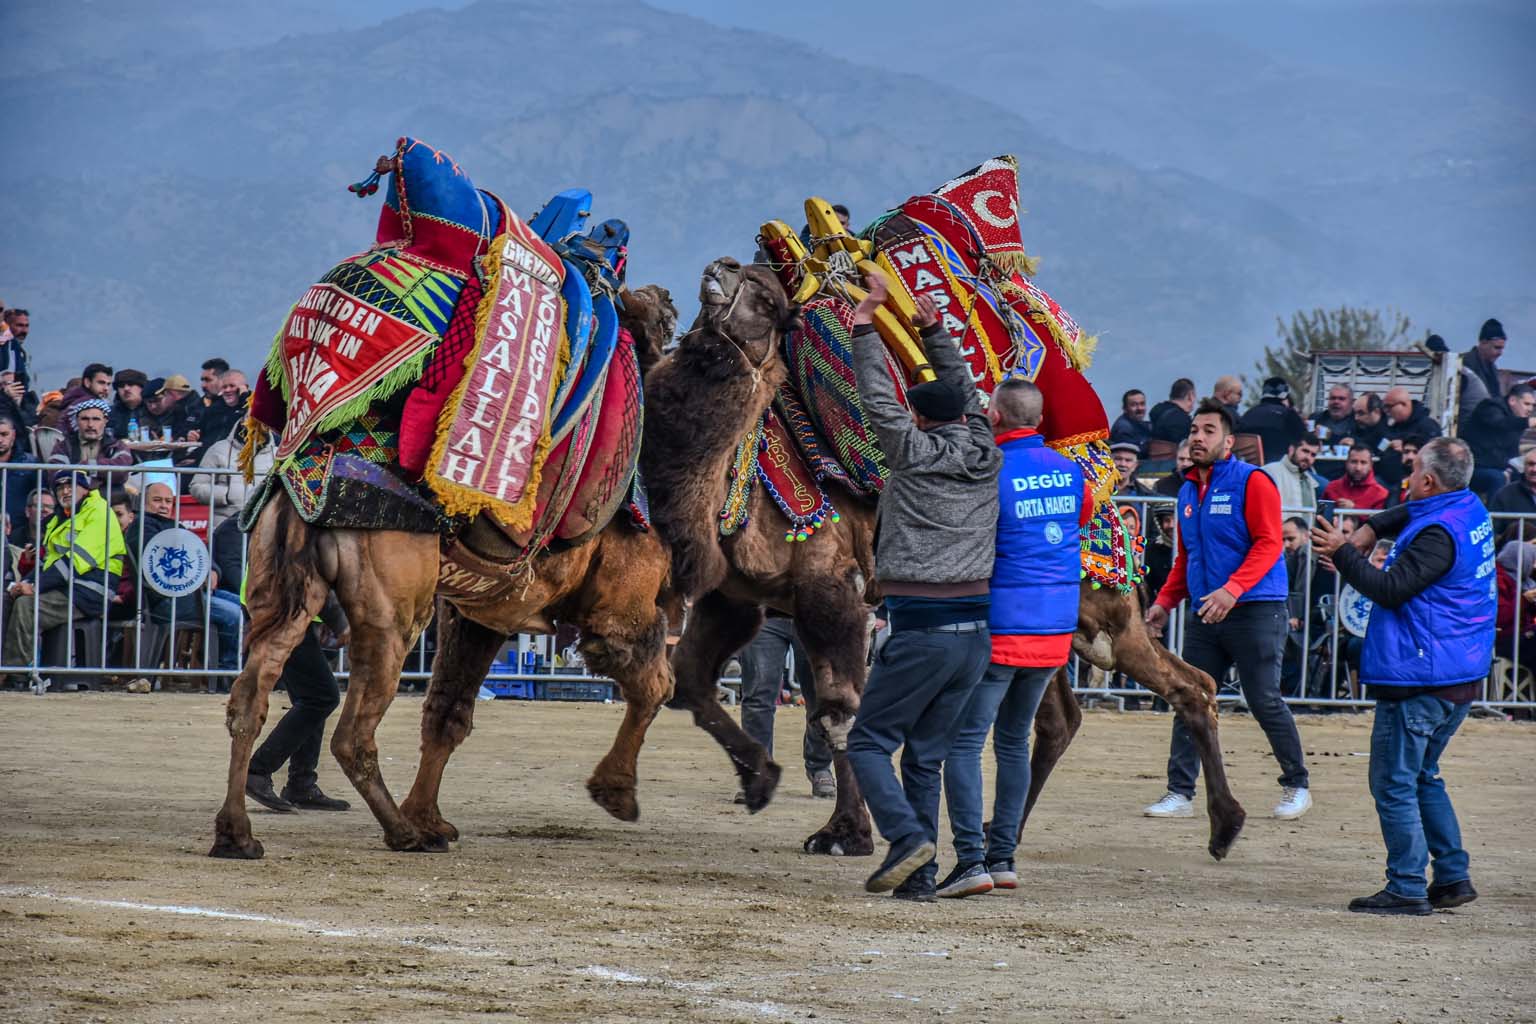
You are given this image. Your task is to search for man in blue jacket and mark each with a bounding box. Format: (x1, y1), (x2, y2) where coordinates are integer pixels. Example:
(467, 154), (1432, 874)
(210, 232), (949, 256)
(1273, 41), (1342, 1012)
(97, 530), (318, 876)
(938, 378), (1092, 898)
(1312, 437), (1492, 915)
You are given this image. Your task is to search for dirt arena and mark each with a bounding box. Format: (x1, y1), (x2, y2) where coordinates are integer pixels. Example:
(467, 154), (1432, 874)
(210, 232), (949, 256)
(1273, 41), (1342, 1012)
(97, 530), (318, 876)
(1, 694), (1532, 1023)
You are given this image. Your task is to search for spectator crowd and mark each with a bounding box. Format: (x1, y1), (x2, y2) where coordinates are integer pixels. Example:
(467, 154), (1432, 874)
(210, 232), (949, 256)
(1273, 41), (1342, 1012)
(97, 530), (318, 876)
(1, 301), (270, 688)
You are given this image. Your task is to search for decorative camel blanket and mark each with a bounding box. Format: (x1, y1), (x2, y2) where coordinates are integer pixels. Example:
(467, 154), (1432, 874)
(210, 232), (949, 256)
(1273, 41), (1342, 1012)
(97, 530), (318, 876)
(737, 156), (1134, 590)
(246, 137), (643, 588)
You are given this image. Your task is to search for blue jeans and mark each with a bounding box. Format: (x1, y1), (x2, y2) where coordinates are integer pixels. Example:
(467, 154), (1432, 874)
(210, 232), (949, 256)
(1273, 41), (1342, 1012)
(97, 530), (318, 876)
(847, 626), (991, 879)
(207, 590), (243, 671)
(1369, 695), (1471, 899)
(738, 617), (831, 773)
(943, 663), (1056, 866)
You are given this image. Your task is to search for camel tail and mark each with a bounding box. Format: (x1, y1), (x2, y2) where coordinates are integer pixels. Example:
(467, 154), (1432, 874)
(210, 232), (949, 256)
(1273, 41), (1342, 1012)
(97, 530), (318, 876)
(269, 496), (322, 627)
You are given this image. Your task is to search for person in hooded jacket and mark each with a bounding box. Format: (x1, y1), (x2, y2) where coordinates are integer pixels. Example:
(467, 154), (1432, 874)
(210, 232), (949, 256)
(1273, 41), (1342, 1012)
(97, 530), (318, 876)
(1235, 377), (1307, 465)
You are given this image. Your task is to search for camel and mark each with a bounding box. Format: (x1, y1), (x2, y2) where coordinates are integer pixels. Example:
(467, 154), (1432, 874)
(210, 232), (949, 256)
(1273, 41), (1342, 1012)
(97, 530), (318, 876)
(210, 288), (681, 859)
(642, 260), (1245, 861)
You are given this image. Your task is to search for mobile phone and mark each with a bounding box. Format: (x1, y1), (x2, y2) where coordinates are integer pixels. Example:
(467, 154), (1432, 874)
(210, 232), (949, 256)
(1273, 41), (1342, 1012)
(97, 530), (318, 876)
(1316, 499), (1338, 524)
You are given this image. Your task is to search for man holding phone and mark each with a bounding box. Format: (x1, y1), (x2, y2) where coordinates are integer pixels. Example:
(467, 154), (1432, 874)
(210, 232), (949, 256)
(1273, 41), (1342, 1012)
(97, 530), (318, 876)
(1143, 400), (1312, 820)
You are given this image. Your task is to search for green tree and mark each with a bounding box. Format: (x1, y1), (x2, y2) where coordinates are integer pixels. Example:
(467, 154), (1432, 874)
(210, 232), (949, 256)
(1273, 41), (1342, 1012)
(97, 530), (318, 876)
(1248, 306), (1414, 402)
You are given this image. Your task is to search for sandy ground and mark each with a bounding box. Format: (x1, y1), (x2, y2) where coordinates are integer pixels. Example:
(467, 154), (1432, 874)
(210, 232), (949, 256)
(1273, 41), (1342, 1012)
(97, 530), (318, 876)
(0, 693), (1532, 1024)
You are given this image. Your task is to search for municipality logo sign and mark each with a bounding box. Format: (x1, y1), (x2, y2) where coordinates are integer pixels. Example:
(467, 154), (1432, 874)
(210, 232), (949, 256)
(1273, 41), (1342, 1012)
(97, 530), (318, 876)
(1044, 521), (1064, 545)
(142, 527), (210, 598)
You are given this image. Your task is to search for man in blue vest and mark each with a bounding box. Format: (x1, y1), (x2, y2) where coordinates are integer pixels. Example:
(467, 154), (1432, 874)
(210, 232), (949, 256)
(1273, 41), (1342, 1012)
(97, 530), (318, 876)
(938, 379), (1092, 898)
(1311, 437), (1491, 914)
(1144, 399), (1311, 819)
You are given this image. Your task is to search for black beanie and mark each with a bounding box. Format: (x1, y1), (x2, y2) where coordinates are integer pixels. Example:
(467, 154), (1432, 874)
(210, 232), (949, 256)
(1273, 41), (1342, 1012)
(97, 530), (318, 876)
(1480, 318), (1505, 342)
(907, 379), (969, 422)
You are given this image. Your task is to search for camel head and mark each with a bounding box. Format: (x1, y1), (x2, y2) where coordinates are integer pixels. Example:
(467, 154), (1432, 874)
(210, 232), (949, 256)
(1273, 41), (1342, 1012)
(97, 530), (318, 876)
(619, 283), (678, 375)
(690, 257), (801, 370)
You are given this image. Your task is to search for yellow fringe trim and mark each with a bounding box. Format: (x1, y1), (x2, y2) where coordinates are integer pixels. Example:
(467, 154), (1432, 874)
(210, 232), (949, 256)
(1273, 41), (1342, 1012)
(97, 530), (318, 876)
(239, 418), (270, 483)
(424, 222), (571, 532)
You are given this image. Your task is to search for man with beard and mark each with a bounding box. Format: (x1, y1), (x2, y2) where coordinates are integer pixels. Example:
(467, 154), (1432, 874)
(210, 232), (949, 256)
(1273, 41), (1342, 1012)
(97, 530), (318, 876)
(147, 375), (203, 444)
(1262, 434), (1322, 510)
(1489, 450), (1536, 516)
(1143, 400), (1311, 821)
(1323, 445), (1390, 511)
(47, 400), (132, 480)
(197, 369), (251, 449)
(109, 369), (157, 443)
(1311, 383), (1356, 446)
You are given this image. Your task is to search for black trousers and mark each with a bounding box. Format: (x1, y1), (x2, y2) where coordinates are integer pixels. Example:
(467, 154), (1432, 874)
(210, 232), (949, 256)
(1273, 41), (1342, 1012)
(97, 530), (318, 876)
(249, 628), (340, 793)
(1167, 600), (1309, 798)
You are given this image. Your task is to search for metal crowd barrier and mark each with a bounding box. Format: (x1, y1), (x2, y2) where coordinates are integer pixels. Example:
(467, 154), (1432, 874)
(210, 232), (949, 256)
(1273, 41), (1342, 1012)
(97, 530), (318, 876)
(4, 462), (1531, 711)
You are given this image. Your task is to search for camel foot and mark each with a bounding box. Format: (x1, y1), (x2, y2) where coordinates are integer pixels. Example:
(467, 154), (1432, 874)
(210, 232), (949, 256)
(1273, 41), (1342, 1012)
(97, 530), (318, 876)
(587, 777), (640, 823)
(208, 832), (265, 860)
(1208, 803), (1247, 861)
(739, 760), (782, 814)
(802, 818), (875, 857)
(384, 828), (450, 854)
(402, 812), (460, 845)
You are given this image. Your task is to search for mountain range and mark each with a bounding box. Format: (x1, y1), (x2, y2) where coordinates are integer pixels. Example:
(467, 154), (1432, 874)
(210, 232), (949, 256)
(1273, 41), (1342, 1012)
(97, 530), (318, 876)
(2, 0), (1529, 410)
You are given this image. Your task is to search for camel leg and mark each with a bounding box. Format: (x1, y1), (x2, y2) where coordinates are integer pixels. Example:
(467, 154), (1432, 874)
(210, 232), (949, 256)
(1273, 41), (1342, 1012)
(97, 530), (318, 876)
(668, 590), (781, 810)
(581, 615), (671, 823)
(210, 503), (329, 861)
(329, 533), (440, 853)
(1111, 623), (1247, 861)
(1017, 667), (1082, 833)
(793, 572), (875, 857)
(398, 602), (506, 847)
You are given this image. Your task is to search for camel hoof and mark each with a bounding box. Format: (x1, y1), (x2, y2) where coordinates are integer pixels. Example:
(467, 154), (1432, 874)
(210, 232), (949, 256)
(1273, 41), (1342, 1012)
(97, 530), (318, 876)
(740, 761), (782, 814)
(1208, 805), (1247, 861)
(803, 827), (874, 857)
(587, 779), (640, 822)
(208, 834), (265, 860)
(386, 829), (451, 854)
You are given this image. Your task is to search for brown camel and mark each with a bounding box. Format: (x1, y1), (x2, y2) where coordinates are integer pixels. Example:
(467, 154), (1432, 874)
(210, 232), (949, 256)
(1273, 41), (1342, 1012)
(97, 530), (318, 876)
(642, 260), (1245, 861)
(210, 289), (680, 859)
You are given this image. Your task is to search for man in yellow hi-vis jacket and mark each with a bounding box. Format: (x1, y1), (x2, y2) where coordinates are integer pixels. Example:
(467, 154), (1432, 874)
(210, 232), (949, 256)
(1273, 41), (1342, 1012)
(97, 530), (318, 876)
(4, 470), (126, 674)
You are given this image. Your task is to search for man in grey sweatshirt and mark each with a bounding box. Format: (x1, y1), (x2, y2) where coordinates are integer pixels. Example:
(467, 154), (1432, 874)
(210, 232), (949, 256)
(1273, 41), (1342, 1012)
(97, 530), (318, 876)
(846, 273), (1002, 901)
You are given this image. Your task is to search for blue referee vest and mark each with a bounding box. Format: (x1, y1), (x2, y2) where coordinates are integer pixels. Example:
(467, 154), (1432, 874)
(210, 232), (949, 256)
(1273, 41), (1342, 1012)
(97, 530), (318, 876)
(1361, 489), (1496, 688)
(1178, 456), (1287, 604)
(990, 432), (1082, 635)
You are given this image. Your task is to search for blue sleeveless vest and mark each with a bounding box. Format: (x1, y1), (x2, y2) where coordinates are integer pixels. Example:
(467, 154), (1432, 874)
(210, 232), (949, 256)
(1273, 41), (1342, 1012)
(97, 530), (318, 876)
(1361, 489), (1496, 688)
(990, 432), (1082, 635)
(1178, 456), (1287, 604)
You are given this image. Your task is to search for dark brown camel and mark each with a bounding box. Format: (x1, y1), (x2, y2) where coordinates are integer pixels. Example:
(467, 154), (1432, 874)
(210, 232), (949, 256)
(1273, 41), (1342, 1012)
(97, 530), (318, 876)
(210, 289), (680, 859)
(642, 260), (1245, 861)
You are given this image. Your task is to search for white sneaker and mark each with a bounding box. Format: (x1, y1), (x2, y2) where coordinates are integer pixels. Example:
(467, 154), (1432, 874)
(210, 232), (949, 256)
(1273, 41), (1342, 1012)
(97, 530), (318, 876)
(1142, 792), (1194, 818)
(1273, 786), (1312, 820)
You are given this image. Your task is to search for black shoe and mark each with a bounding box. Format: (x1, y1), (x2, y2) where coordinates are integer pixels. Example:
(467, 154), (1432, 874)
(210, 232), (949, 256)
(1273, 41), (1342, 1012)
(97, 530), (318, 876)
(1427, 879), (1477, 909)
(892, 872), (937, 902)
(937, 862), (994, 899)
(864, 835), (937, 893)
(281, 786), (351, 811)
(1347, 888), (1432, 916)
(245, 773), (297, 813)
(986, 858), (1018, 890)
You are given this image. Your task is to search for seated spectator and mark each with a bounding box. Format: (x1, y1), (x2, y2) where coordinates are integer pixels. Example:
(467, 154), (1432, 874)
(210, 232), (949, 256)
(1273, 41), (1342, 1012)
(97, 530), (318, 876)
(197, 369), (251, 450)
(1212, 375), (1244, 422)
(109, 369), (157, 443)
(1281, 516), (1311, 695)
(129, 482), (202, 628)
(1311, 383), (1356, 446)
(1111, 441), (1151, 495)
(1351, 392), (1388, 454)
(206, 515), (245, 674)
(1464, 384), (1534, 500)
(1489, 450), (1536, 516)
(199, 358), (230, 411)
(1379, 386), (1442, 488)
(1385, 434), (1427, 508)
(0, 416), (39, 534)
(1236, 377), (1307, 464)
(2, 470), (127, 679)
(1153, 440), (1192, 497)
(1494, 537), (1536, 676)
(47, 400), (132, 479)
(1262, 434), (1321, 510)
(109, 488), (135, 536)
(1109, 388), (1151, 456)
(33, 391), (65, 436)
(1322, 444), (1389, 510)
(10, 487), (55, 557)
(190, 421), (273, 529)
(145, 375), (203, 444)
(1148, 378), (1196, 447)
